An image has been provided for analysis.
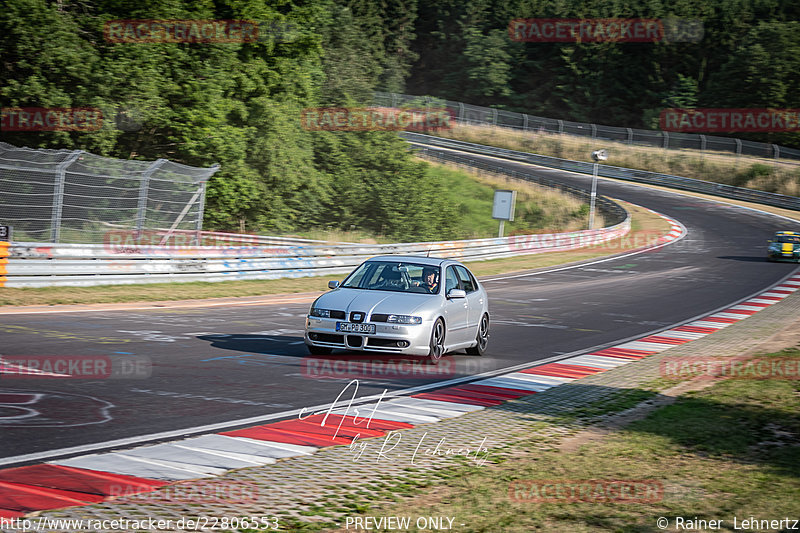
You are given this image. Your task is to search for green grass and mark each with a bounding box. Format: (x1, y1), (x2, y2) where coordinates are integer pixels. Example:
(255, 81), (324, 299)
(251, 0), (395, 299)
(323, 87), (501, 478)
(427, 162), (593, 238)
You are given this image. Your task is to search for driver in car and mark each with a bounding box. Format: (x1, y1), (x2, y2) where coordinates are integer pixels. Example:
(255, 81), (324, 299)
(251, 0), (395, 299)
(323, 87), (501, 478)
(417, 267), (439, 293)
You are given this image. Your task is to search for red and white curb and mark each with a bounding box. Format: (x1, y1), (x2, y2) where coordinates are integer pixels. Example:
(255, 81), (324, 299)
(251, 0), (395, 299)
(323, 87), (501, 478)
(3, 225), (797, 519)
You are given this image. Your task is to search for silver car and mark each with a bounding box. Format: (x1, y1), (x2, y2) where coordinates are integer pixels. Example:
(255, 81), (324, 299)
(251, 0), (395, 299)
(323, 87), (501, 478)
(304, 256), (490, 363)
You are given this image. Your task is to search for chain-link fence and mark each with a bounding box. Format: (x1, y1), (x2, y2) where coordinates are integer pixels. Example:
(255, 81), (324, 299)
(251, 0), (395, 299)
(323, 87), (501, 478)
(375, 91), (800, 162)
(0, 142), (218, 243)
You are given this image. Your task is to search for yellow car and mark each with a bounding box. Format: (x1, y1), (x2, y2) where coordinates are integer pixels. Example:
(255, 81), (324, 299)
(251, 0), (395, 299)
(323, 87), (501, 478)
(767, 231), (800, 262)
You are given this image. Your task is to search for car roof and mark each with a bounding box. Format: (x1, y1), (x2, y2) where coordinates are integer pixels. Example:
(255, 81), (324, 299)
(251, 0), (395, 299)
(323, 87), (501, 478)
(775, 231), (800, 236)
(368, 255), (456, 267)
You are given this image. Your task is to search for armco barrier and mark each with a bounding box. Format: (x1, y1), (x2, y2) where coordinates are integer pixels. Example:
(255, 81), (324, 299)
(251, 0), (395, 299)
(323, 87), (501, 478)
(403, 132), (800, 211)
(377, 91), (800, 162)
(6, 217), (630, 287)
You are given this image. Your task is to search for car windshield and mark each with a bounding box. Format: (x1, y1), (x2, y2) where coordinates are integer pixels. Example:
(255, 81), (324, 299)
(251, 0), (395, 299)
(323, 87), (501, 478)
(341, 261), (440, 294)
(776, 235), (800, 243)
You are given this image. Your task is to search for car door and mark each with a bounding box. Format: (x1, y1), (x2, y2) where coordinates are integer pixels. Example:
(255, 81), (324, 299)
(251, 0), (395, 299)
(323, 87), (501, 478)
(442, 265), (469, 345)
(455, 265), (484, 332)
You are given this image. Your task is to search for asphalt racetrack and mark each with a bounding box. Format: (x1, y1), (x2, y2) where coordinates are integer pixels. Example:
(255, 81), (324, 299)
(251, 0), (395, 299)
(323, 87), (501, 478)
(1, 144), (797, 465)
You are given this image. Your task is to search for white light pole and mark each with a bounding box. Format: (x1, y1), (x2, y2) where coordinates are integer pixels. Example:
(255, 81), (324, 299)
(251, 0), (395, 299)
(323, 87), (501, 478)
(589, 149), (608, 230)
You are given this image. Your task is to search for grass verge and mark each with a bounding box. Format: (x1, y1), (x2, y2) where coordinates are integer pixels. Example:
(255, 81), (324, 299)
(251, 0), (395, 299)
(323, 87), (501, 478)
(0, 201), (668, 307)
(301, 347), (800, 532)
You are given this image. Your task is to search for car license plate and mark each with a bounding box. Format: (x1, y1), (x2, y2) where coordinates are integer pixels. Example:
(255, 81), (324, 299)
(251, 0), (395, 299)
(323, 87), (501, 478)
(336, 322), (376, 334)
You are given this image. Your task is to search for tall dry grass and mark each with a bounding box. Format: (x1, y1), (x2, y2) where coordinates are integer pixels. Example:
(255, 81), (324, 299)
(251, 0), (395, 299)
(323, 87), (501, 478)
(437, 124), (800, 197)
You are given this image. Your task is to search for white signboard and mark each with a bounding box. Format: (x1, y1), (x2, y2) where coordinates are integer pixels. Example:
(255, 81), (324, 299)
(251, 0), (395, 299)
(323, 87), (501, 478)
(492, 190), (516, 221)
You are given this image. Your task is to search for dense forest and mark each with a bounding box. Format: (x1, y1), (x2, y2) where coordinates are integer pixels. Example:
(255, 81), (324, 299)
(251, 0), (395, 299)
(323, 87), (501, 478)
(2, 0), (798, 237)
(409, 0), (800, 150)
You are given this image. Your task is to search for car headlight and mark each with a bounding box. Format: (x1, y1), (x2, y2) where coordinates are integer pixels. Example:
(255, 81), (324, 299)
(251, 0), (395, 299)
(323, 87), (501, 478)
(310, 308), (333, 318)
(386, 314), (422, 324)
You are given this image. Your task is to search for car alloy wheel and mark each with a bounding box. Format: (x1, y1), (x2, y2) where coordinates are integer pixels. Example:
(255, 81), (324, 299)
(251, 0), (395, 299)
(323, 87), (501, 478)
(466, 313), (489, 356)
(428, 318), (445, 364)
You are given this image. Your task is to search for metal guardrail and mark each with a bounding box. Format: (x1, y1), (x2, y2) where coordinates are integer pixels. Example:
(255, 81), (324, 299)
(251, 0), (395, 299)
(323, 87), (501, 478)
(376, 91), (800, 162)
(403, 132), (800, 211)
(6, 133), (658, 288)
(7, 216), (630, 287)
(108, 228), (353, 247)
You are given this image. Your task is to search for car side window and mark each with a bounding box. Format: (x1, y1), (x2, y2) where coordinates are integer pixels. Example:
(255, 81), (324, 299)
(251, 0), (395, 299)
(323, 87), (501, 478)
(454, 265), (476, 293)
(445, 266), (459, 294)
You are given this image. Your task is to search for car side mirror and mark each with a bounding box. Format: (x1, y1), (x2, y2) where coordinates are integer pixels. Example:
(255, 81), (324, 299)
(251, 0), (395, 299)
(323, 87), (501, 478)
(448, 288), (466, 299)
(328, 280), (340, 289)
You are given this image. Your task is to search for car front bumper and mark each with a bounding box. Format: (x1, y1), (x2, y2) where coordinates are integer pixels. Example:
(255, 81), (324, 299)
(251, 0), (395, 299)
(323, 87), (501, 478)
(304, 317), (433, 356)
(768, 251), (800, 262)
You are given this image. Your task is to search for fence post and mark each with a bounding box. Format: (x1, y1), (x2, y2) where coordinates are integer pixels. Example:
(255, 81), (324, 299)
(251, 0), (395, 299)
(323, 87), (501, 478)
(195, 181), (208, 245)
(700, 135), (707, 151)
(50, 150), (83, 243)
(458, 102), (465, 124)
(591, 124), (597, 139)
(558, 119), (564, 134)
(627, 128), (633, 144)
(136, 158), (167, 236)
(662, 131), (669, 149)
(491, 108), (498, 126)
(773, 144), (780, 159)
(523, 114), (529, 130)
(391, 92), (399, 108)
(195, 164), (218, 244)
